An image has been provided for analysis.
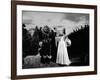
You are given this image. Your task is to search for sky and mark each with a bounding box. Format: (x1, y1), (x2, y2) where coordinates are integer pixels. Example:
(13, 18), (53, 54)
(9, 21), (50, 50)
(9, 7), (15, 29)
(22, 11), (89, 35)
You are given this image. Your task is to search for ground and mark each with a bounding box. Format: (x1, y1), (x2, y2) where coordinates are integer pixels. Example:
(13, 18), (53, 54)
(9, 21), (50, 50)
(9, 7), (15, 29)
(23, 53), (88, 69)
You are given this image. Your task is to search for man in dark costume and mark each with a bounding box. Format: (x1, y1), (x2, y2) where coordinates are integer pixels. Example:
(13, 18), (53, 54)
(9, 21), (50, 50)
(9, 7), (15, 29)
(39, 26), (52, 64)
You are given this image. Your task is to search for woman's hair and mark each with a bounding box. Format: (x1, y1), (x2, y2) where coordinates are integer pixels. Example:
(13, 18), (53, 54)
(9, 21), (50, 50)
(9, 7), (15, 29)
(63, 28), (66, 35)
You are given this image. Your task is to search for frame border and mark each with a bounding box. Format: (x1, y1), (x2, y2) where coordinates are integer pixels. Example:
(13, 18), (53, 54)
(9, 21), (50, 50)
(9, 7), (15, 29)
(11, 1), (97, 80)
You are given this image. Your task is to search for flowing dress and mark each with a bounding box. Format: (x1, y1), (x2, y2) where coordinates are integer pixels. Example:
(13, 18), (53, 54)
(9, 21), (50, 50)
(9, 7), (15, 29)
(56, 36), (71, 65)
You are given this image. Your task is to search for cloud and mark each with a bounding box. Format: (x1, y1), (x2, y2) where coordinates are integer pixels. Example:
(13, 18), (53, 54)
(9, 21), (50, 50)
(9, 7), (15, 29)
(64, 13), (89, 22)
(22, 11), (89, 34)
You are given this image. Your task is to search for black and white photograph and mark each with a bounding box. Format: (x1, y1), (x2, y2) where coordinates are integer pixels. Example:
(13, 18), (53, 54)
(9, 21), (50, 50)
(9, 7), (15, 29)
(22, 11), (90, 69)
(11, 1), (97, 79)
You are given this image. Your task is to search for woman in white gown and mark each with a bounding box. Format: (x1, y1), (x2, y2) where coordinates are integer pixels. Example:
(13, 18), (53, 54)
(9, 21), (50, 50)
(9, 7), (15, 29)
(56, 35), (71, 66)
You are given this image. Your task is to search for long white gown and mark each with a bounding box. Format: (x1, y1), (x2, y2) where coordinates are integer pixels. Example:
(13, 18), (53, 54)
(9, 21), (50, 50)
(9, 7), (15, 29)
(56, 36), (71, 65)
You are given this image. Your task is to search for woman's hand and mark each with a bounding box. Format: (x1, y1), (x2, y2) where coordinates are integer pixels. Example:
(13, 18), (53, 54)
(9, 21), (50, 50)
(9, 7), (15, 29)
(65, 38), (71, 47)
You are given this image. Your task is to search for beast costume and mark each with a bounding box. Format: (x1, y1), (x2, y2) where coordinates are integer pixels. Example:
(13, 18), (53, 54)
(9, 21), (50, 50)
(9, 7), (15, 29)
(39, 26), (52, 64)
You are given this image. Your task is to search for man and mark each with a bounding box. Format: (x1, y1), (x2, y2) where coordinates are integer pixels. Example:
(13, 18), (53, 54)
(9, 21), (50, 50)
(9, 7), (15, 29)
(39, 26), (52, 64)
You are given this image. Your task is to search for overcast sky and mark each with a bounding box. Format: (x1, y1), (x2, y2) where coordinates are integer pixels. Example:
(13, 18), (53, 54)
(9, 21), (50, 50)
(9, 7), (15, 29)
(22, 11), (89, 35)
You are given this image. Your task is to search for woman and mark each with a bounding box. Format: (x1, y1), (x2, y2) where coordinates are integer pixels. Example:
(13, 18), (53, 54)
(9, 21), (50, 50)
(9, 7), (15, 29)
(56, 33), (71, 66)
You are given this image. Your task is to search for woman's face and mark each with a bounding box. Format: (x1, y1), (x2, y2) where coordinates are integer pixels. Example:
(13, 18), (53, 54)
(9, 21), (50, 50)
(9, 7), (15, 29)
(56, 29), (64, 37)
